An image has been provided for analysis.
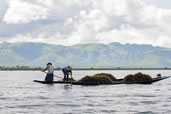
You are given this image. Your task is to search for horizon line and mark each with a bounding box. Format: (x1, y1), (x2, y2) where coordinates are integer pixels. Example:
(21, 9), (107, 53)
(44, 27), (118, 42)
(0, 41), (164, 48)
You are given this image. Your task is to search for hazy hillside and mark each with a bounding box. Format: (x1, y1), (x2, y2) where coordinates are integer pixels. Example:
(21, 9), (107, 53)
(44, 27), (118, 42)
(0, 42), (171, 68)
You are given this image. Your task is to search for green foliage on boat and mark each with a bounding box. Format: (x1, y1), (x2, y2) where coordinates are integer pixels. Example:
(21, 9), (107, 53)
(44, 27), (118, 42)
(123, 72), (152, 84)
(77, 73), (116, 85)
(93, 73), (117, 81)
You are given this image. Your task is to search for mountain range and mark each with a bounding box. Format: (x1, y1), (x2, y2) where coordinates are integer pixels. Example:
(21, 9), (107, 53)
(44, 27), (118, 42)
(0, 42), (171, 68)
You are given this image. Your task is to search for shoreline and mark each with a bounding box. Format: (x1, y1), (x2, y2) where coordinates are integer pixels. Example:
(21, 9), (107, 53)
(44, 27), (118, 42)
(0, 68), (171, 71)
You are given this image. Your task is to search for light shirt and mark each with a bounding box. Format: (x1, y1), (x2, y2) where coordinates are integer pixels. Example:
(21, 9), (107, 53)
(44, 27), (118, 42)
(47, 65), (54, 74)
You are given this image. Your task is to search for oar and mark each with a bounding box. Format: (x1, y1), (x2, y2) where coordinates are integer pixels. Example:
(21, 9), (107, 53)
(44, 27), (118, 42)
(42, 71), (73, 86)
(42, 71), (63, 79)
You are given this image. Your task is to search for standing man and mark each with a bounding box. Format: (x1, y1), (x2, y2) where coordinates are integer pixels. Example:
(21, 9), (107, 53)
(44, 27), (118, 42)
(42, 62), (54, 82)
(62, 65), (72, 82)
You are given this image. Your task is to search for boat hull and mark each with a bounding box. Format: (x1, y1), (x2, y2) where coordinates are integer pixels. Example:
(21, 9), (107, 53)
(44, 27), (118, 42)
(33, 76), (170, 85)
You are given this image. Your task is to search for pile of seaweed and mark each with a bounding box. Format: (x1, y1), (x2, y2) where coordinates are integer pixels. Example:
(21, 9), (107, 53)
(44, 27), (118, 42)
(76, 72), (153, 85)
(123, 72), (152, 84)
(77, 73), (116, 85)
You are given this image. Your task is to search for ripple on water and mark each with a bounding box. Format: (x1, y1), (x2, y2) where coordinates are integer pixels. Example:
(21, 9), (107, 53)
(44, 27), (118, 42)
(154, 89), (161, 91)
(128, 101), (139, 106)
(82, 109), (96, 114)
(133, 94), (157, 98)
(6, 104), (45, 109)
(84, 103), (105, 107)
(135, 111), (164, 114)
(140, 100), (158, 105)
(162, 104), (170, 107)
(25, 96), (49, 100)
(100, 109), (118, 113)
(0, 97), (8, 100)
(55, 103), (81, 107)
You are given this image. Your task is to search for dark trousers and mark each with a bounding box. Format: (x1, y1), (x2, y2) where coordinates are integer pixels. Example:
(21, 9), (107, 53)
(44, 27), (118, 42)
(62, 70), (69, 82)
(45, 73), (53, 82)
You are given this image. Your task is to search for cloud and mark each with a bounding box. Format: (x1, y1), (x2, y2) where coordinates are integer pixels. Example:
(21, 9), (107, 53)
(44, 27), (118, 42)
(3, 0), (52, 24)
(6, 32), (74, 46)
(64, 0), (171, 47)
(1, 0), (171, 48)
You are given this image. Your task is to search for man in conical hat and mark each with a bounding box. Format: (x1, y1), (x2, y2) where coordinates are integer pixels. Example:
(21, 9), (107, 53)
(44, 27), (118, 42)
(62, 65), (72, 82)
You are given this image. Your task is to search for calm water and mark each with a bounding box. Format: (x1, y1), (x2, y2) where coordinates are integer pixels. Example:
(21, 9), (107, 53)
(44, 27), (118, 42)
(0, 70), (171, 114)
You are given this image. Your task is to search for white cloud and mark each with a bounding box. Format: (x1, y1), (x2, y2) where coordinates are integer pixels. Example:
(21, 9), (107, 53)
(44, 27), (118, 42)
(3, 0), (52, 24)
(1, 0), (171, 48)
(155, 36), (171, 47)
(64, 18), (73, 26)
(64, 0), (171, 47)
(7, 32), (68, 45)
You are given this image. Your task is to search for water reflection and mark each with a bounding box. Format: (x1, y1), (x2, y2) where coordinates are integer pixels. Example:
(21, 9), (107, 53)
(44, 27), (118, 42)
(64, 84), (72, 90)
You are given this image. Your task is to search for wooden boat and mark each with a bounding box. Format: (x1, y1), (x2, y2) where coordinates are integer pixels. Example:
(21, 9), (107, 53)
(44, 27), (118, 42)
(33, 76), (171, 85)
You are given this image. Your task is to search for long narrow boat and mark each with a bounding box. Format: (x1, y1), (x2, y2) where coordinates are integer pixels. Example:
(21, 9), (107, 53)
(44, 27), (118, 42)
(33, 76), (171, 85)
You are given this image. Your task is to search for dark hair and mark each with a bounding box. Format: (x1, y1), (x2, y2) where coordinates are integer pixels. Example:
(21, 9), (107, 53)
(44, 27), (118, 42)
(47, 62), (52, 65)
(157, 74), (161, 76)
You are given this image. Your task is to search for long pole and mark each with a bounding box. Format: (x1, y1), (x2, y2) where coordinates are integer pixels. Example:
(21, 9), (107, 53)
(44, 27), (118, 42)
(42, 71), (63, 79)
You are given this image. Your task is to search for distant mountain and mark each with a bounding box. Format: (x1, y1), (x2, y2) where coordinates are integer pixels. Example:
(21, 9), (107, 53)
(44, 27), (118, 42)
(0, 42), (171, 68)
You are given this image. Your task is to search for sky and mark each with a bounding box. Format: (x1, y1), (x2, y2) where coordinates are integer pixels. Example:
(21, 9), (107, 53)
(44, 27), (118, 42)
(1, 0), (171, 47)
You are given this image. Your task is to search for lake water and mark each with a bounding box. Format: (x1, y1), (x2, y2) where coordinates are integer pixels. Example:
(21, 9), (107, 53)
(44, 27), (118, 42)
(0, 70), (171, 114)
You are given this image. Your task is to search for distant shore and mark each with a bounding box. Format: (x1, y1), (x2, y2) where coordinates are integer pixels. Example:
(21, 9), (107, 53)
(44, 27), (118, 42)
(0, 66), (170, 71)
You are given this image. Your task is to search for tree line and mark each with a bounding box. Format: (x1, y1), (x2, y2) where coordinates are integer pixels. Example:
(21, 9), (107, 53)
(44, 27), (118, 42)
(0, 65), (170, 70)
